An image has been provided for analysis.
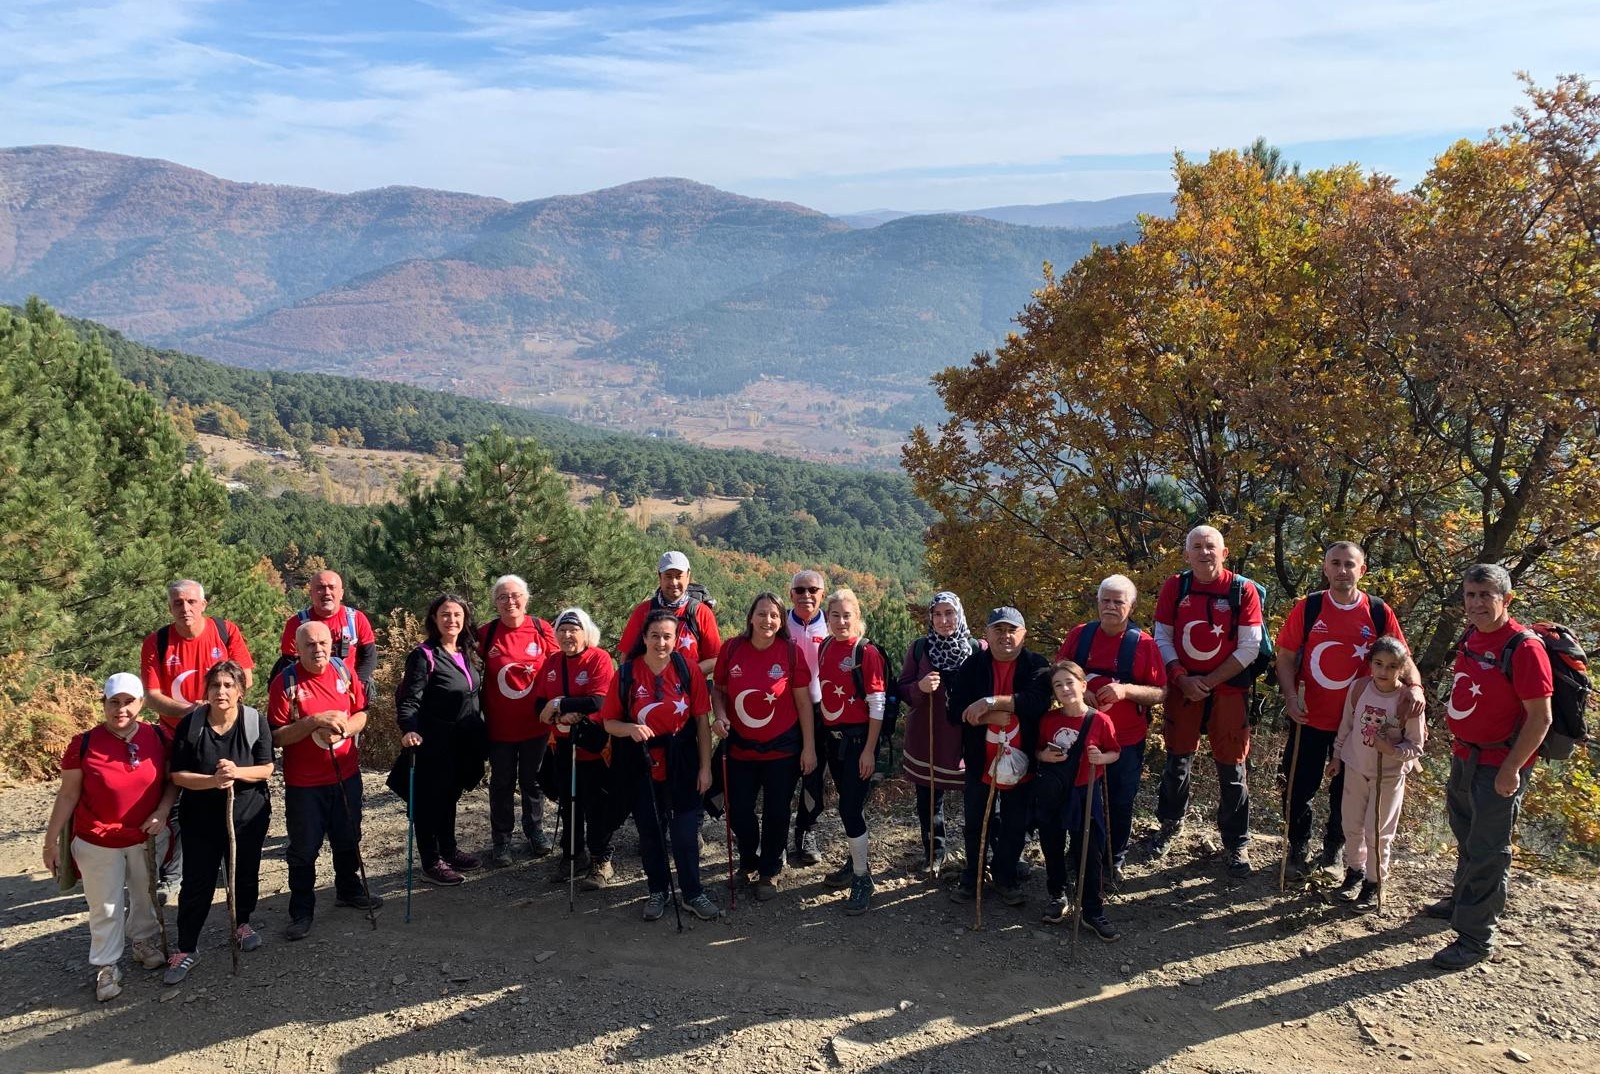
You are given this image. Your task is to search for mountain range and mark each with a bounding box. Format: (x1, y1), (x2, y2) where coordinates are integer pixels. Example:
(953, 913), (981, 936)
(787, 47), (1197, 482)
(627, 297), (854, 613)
(0, 145), (1147, 433)
(834, 192), (1173, 230)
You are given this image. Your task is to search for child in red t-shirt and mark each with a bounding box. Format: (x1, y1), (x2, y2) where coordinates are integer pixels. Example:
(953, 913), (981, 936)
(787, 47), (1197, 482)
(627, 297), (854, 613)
(1035, 661), (1122, 941)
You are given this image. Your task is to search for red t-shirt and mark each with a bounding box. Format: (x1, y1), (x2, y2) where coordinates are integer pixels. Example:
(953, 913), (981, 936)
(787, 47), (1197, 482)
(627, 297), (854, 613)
(479, 617), (559, 743)
(1275, 592), (1409, 732)
(618, 599), (723, 668)
(815, 637), (886, 729)
(1055, 624), (1167, 746)
(1153, 570), (1262, 693)
(140, 619), (256, 731)
(1037, 708), (1119, 786)
(277, 605), (376, 658)
(1448, 618), (1553, 768)
(598, 656), (711, 781)
(535, 646), (617, 761)
(267, 660), (368, 788)
(979, 658), (1026, 787)
(713, 637), (814, 759)
(61, 723), (169, 849)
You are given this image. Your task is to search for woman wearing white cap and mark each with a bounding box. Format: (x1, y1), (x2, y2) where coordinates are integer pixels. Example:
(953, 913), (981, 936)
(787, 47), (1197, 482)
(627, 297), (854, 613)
(42, 673), (178, 1001)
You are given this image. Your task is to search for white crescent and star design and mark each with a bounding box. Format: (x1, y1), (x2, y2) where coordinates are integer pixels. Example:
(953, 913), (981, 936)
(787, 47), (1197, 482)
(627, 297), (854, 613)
(496, 663), (537, 700)
(635, 701), (666, 728)
(733, 689), (777, 729)
(172, 669), (198, 701)
(1181, 621), (1226, 662)
(1308, 640), (1361, 692)
(1446, 672), (1483, 721)
(820, 682), (848, 722)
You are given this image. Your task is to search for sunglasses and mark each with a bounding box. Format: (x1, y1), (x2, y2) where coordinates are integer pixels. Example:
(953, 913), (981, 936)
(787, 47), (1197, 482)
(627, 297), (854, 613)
(791, 586), (822, 595)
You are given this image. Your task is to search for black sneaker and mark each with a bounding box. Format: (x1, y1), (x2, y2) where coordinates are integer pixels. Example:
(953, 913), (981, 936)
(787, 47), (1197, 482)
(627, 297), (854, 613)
(823, 859), (855, 890)
(1286, 845), (1312, 880)
(1225, 849), (1253, 879)
(1317, 843), (1344, 871)
(1423, 895), (1456, 920)
(790, 830), (821, 867)
(949, 883), (975, 904)
(843, 872), (874, 916)
(528, 830), (554, 858)
(997, 884), (1026, 907)
(1335, 867), (1364, 901)
(1083, 914), (1122, 942)
(284, 918), (313, 942)
(336, 891), (384, 910)
(1041, 895), (1069, 924)
(487, 843), (513, 869)
(1147, 824), (1179, 858)
(1431, 939), (1489, 972)
(1351, 880), (1381, 914)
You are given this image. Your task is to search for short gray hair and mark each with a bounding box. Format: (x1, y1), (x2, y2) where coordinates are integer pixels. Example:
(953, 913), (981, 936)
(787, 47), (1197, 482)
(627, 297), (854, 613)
(791, 568), (826, 589)
(1462, 563), (1513, 596)
(1185, 525), (1224, 550)
(1098, 574), (1137, 601)
(491, 574), (529, 599)
(167, 579), (204, 600)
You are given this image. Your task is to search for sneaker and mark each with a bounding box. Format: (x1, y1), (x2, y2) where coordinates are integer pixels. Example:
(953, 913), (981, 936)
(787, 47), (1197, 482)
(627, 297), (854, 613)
(1351, 881), (1381, 914)
(445, 849), (482, 871)
(754, 875), (779, 902)
(550, 852), (591, 884)
(1286, 845), (1313, 880)
(685, 892), (722, 921)
(234, 924), (262, 952)
(579, 860), (614, 891)
(422, 860), (465, 886)
(1432, 939), (1490, 972)
(949, 883), (975, 904)
(1083, 914), (1122, 942)
(1423, 895), (1456, 920)
(488, 843), (514, 869)
(843, 872), (874, 916)
(641, 891), (669, 922)
(998, 884), (1026, 907)
(94, 965), (123, 1002)
(130, 938), (165, 970)
(1225, 849), (1253, 879)
(528, 830), (554, 858)
(1147, 824), (1179, 858)
(284, 918), (313, 942)
(1318, 843), (1344, 871)
(162, 951), (197, 986)
(1041, 895), (1069, 924)
(823, 859), (855, 890)
(336, 891), (384, 910)
(1335, 867), (1365, 901)
(790, 830), (821, 867)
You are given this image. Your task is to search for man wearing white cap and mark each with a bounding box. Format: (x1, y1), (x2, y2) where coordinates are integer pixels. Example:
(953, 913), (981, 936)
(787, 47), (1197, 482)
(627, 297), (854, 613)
(786, 568), (831, 866)
(617, 551), (722, 675)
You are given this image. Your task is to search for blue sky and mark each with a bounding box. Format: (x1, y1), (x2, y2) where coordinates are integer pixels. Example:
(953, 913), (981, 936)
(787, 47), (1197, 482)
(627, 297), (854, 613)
(2, 1), (1595, 212)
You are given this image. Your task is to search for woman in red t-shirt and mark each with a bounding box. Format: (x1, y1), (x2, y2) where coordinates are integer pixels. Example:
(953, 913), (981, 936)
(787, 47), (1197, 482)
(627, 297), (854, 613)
(534, 606), (617, 890)
(42, 673), (178, 1002)
(712, 592), (817, 900)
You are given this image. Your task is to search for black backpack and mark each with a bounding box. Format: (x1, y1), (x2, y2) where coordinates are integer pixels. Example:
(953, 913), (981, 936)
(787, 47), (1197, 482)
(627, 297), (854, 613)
(1176, 570), (1274, 688)
(823, 636), (897, 716)
(155, 618), (232, 663)
(1488, 623), (1593, 761)
(1072, 622), (1151, 722)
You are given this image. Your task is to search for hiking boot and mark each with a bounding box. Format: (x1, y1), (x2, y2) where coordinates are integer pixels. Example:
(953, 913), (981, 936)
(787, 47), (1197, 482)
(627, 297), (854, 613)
(685, 892), (722, 921)
(790, 830), (821, 867)
(445, 849), (481, 871)
(1432, 939), (1490, 972)
(754, 875), (780, 901)
(488, 843), (514, 869)
(641, 891), (669, 922)
(1317, 843), (1344, 872)
(1225, 849), (1253, 879)
(843, 872), (875, 916)
(130, 938), (165, 970)
(336, 891), (384, 910)
(1423, 895), (1456, 920)
(1041, 895), (1069, 924)
(528, 830), (555, 858)
(998, 884), (1026, 907)
(94, 964), (122, 1002)
(234, 924), (262, 952)
(550, 852), (590, 884)
(1146, 824), (1179, 859)
(284, 918), (313, 942)
(949, 883), (975, 904)
(1084, 914), (1122, 942)
(422, 860), (465, 886)
(1335, 867), (1365, 901)
(162, 951), (197, 986)
(823, 859), (855, 890)
(580, 859), (614, 891)
(1351, 881), (1381, 914)
(1286, 845), (1313, 880)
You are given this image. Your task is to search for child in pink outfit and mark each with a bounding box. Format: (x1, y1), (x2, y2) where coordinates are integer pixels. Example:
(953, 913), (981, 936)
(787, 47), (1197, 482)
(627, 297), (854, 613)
(1327, 636), (1424, 912)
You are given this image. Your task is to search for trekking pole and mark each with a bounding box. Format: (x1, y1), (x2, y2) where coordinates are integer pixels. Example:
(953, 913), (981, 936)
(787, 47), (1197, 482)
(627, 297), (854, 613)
(405, 750), (416, 924)
(225, 783), (240, 976)
(327, 740), (378, 931)
(722, 748), (736, 911)
(569, 743), (579, 914)
(1373, 752), (1384, 915)
(972, 755), (1001, 931)
(926, 698), (937, 877)
(647, 740), (684, 932)
(145, 838), (169, 959)
(1278, 711), (1304, 893)
(1072, 765), (1098, 955)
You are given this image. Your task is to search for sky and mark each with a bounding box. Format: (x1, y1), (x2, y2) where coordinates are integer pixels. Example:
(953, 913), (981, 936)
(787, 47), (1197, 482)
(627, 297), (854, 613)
(2, 0), (1596, 213)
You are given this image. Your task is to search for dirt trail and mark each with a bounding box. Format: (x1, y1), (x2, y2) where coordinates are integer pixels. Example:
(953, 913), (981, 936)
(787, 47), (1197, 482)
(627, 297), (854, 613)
(2, 777), (1596, 1074)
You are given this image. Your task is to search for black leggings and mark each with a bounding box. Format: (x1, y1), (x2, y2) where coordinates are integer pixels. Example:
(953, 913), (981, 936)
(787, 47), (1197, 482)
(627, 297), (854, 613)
(823, 729), (870, 839)
(177, 805), (269, 952)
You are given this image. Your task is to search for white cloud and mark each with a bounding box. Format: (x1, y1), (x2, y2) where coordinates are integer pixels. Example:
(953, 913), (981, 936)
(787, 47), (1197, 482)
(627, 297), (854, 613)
(1, 0), (1595, 210)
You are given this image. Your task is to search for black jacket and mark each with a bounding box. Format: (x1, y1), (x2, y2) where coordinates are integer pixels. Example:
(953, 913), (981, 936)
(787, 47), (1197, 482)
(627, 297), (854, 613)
(945, 648), (1052, 782)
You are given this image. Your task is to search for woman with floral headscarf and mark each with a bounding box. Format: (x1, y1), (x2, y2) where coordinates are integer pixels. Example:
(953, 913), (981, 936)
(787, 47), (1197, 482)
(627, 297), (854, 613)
(898, 592), (981, 877)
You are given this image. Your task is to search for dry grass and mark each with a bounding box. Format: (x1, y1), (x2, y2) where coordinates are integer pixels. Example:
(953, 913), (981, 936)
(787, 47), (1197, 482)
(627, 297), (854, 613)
(0, 655), (101, 783)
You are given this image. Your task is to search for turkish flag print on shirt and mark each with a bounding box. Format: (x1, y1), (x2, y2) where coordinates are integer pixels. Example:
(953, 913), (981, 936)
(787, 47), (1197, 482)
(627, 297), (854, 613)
(1153, 570), (1261, 693)
(1275, 593), (1409, 732)
(1447, 619), (1552, 768)
(713, 637), (813, 759)
(479, 618), (558, 743)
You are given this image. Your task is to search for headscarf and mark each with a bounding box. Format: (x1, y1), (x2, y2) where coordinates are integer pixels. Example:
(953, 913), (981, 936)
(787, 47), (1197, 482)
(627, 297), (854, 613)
(925, 591), (974, 672)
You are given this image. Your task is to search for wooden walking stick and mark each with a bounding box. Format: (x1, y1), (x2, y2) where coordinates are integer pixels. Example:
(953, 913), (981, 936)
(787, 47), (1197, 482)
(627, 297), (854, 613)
(145, 838), (169, 959)
(225, 783), (240, 976)
(1278, 698), (1305, 893)
(1373, 752), (1384, 914)
(1072, 764), (1099, 954)
(926, 694), (938, 877)
(972, 754), (1001, 931)
(722, 748), (736, 911)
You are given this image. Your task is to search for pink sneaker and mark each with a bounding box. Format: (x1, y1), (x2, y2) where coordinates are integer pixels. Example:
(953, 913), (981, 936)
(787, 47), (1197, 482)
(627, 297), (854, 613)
(234, 924), (261, 952)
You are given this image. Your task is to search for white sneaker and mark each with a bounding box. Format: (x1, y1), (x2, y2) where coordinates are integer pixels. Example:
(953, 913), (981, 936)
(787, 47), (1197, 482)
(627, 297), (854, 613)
(95, 965), (123, 1002)
(130, 938), (165, 969)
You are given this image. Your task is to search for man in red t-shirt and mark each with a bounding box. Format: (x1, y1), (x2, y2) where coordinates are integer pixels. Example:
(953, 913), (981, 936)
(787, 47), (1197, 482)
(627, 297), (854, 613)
(1150, 526), (1264, 877)
(617, 551), (722, 675)
(139, 578), (255, 896)
(268, 620), (379, 940)
(1055, 574), (1166, 878)
(1429, 563), (1553, 972)
(271, 570), (378, 699)
(1273, 541), (1424, 876)
(480, 573), (560, 865)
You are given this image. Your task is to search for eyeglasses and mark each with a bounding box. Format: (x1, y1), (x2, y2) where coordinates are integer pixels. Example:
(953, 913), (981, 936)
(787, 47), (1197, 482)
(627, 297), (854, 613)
(791, 586), (821, 595)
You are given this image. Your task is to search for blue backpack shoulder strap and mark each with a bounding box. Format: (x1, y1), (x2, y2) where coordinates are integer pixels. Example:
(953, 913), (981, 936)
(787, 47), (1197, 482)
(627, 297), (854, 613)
(1072, 622), (1099, 668)
(1115, 625), (1141, 683)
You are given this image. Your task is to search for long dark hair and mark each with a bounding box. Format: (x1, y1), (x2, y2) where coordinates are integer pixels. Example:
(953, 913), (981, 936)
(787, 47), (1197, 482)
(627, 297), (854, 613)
(740, 592), (791, 644)
(424, 592), (479, 661)
(626, 608), (680, 662)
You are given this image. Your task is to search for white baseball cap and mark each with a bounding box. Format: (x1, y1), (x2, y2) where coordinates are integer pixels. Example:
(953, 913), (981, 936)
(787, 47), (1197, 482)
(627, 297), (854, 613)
(103, 673), (145, 700)
(658, 550), (690, 574)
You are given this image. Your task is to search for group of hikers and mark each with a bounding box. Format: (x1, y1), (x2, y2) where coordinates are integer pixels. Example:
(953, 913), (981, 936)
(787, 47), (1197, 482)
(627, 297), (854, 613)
(41, 528), (1570, 1003)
